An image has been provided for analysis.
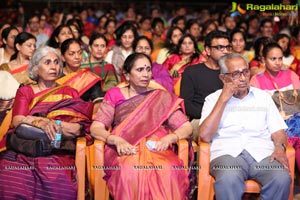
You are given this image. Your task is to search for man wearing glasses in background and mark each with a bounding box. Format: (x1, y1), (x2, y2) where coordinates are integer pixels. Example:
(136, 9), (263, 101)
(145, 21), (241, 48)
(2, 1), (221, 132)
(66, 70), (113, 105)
(181, 30), (231, 142)
(199, 53), (291, 200)
(26, 13), (49, 48)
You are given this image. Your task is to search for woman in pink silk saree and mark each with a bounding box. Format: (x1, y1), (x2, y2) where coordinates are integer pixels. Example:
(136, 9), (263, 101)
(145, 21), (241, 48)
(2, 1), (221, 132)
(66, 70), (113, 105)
(91, 53), (192, 200)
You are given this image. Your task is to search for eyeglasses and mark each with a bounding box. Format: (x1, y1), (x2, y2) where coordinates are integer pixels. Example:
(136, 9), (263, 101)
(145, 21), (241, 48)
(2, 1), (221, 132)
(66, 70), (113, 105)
(224, 68), (250, 80)
(210, 45), (233, 51)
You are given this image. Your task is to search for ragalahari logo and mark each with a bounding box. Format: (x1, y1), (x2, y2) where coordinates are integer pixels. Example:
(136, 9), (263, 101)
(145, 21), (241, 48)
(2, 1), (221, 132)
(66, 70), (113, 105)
(230, 2), (247, 17)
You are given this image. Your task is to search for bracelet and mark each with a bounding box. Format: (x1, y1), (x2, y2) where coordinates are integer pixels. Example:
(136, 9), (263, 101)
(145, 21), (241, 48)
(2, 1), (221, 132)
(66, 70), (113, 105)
(32, 119), (43, 128)
(173, 133), (179, 142)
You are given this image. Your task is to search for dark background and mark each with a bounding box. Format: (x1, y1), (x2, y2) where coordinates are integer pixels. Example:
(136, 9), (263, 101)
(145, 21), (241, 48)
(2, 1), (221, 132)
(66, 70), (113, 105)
(0, 0), (299, 26)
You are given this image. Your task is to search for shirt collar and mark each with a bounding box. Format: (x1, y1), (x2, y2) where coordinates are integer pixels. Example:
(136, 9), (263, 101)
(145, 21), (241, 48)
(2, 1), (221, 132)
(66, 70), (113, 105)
(248, 86), (258, 97)
(231, 86), (255, 101)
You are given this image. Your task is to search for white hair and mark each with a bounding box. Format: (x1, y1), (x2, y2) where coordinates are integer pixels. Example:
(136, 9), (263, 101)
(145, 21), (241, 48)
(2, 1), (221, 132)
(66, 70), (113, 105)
(218, 53), (248, 73)
(28, 46), (63, 81)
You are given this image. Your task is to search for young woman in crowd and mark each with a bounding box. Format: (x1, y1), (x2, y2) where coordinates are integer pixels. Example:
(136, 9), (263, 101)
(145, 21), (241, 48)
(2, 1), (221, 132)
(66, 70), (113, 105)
(163, 33), (201, 95)
(96, 14), (108, 34)
(156, 26), (183, 64)
(105, 21), (138, 81)
(81, 32), (118, 92)
(249, 36), (273, 76)
(0, 32), (36, 85)
(250, 43), (299, 95)
(171, 16), (186, 31)
(103, 19), (117, 50)
(230, 29), (254, 62)
(47, 24), (73, 54)
(184, 19), (202, 51)
(133, 35), (174, 93)
(148, 17), (166, 61)
(66, 18), (89, 63)
(137, 16), (151, 36)
(0, 26), (19, 65)
(275, 33), (300, 75)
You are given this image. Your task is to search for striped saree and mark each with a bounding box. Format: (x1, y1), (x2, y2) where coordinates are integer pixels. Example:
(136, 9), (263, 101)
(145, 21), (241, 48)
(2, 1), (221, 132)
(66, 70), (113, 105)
(0, 85), (92, 199)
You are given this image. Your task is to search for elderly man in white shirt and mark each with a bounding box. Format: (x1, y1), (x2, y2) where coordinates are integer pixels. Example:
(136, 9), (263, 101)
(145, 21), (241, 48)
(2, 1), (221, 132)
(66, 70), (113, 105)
(199, 53), (291, 200)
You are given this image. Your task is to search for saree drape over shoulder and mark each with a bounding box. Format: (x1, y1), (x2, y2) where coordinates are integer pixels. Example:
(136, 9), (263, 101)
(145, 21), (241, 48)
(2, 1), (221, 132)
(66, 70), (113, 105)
(56, 68), (102, 97)
(163, 54), (201, 96)
(0, 85), (93, 200)
(80, 61), (118, 92)
(56, 68), (105, 104)
(94, 87), (190, 200)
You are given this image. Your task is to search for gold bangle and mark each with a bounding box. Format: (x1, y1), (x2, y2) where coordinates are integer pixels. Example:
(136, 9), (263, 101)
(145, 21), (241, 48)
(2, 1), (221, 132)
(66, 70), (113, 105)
(32, 119), (42, 128)
(32, 120), (38, 126)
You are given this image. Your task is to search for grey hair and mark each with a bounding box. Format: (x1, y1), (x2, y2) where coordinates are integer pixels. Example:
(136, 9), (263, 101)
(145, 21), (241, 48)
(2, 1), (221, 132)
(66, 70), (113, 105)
(218, 53), (249, 74)
(28, 46), (63, 81)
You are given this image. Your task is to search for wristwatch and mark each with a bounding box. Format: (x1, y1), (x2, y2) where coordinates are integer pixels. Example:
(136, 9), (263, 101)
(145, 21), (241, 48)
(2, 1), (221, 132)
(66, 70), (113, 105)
(275, 143), (286, 151)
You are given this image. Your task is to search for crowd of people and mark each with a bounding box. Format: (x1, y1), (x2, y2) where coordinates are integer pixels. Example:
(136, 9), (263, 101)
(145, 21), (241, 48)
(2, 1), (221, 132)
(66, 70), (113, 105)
(0, 1), (299, 199)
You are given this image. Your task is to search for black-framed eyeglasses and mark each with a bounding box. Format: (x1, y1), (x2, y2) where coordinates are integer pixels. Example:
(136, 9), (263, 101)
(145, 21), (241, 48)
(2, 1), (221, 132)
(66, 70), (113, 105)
(224, 68), (250, 80)
(210, 45), (233, 51)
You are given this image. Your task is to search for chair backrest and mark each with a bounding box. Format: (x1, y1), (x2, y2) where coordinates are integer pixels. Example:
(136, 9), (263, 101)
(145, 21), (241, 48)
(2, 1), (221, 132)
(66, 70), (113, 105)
(89, 138), (190, 200)
(197, 140), (295, 200)
(75, 137), (87, 200)
(88, 140), (110, 200)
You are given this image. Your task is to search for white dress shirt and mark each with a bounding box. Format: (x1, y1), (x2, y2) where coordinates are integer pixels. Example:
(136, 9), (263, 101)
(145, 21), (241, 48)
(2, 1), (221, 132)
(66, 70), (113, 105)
(200, 87), (288, 162)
